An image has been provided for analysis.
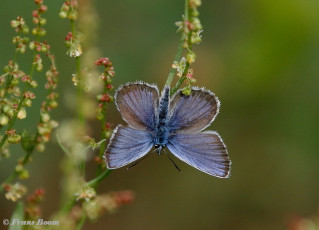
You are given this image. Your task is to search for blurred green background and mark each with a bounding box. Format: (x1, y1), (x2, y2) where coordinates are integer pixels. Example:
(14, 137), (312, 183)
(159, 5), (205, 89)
(1, 0), (319, 229)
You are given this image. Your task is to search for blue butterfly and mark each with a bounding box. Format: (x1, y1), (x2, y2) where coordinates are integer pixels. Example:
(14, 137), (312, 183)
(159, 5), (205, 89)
(104, 82), (231, 178)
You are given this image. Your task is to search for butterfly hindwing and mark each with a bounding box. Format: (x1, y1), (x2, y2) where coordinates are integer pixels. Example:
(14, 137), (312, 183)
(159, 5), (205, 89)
(166, 131), (231, 178)
(105, 125), (153, 169)
(169, 87), (220, 134)
(115, 82), (159, 131)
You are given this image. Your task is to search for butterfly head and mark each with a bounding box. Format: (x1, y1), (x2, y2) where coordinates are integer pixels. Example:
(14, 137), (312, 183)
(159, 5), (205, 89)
(154, 144), (165, 155)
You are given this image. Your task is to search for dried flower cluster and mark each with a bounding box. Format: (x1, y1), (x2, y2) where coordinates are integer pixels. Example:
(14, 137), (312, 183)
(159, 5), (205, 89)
(172, 0), (203, 95)
(3, 183), (27, 202)
(60, 0), (83, 58)
(83, 190), (135, 220)
(25, 188), (45, 220)
(0, 0), (58, 198)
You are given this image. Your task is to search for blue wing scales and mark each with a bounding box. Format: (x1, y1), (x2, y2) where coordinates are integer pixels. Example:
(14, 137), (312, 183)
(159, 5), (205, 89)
(166, 131), (231, 178)
(115, 82), (159, 131)
(169, 87), (219, 134)
(105, 125), (153, 169)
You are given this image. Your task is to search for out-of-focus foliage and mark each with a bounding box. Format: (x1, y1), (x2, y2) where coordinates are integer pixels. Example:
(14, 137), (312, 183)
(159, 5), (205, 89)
(1, 0), (319, 229)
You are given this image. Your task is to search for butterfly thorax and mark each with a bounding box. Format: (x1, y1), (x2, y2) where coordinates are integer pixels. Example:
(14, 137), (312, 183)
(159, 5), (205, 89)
(153, 86), (170, 154)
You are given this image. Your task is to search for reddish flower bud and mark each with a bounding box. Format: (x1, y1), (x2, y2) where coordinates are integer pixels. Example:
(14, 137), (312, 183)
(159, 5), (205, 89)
(65, 32), (73, 41)
(34, 0), (43, 5)
(39, 5), (48, 13)
(32, 10), (39, 18)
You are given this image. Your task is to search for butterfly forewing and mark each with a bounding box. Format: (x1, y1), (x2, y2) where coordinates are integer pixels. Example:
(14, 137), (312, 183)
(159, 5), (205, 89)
(167, 131), (231, 178)
(105, 125), (153, 169)
(115, 82), (159, 131)
(169, 87), (220, 134)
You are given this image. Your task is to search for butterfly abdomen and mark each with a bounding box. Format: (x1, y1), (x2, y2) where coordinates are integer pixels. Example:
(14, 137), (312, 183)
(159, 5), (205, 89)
(154, 86), (170, 147)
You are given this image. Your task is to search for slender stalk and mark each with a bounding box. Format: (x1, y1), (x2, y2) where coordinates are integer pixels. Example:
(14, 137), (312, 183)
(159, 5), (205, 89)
(76, 214), (87, 230)
(165, 0), (189, 88)
(171, 76), (186, 95)
(165, 0), (191, 94)
(165, 40), (183, 87)
(170, 0), (196, 96)
(87, 169), (111, 187)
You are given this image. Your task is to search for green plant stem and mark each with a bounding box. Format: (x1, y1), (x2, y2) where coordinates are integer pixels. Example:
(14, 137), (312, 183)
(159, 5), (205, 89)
(165, 40), (183, 87)
(165, 0), (190, 94)
(170, 0), (196, 96)
(171, 76), (186, 95)
(76, 214), (87, 230)
(59, 169), (112, 214)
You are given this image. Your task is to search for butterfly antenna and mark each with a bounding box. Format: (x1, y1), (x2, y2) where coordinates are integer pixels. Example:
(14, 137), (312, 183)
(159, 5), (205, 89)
(163, 148), (182, 173)
(127, 153), (151, 170)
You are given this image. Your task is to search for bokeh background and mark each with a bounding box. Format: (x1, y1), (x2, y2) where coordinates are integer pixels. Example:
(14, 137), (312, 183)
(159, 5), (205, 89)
(1, 0), (319, 229)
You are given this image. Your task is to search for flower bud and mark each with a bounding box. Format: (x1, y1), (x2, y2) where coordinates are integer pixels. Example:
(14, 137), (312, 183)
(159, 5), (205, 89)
(68, 11), (78, 21)
(49, 120), (58, 129)
(38, 28), (46, 36)
(3, 105), (11, 114)
(17, 108), (27, 119)
(3, 65), (10, 73)
(33, 18), (39, 25)
(0, 148), (10, 158)
(22, 25), (29, 34)
(186, 51), (196, 64)
(11, 20), (19, 28)
(191, 8), (199, 17)
(190, 0), (201, 7)
(0, 114), (9, 126)
(7, 134), (21, 143)
(49, 100), (58, 109)
(18, 169), (29, 179)
(182, 86), (191, 95)
(30, 80), (38, 88)
(41, 45), (47, 52)
(105, 131), (112, 139)
(40, 112), (50, 122)
(39, 18), (47, 26)
(23, 99), (32, 107)
(32, 28), (38, 35)
(36, 143), (45, 152)
(7, 109), (15, 118)
(59, 11), (68, 18)
(29, 41), (35, 50)
(36, 63), (43, 72)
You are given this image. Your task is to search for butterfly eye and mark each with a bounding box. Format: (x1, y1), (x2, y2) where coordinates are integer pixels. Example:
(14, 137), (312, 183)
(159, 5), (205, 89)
(154, 144), (160, 148)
